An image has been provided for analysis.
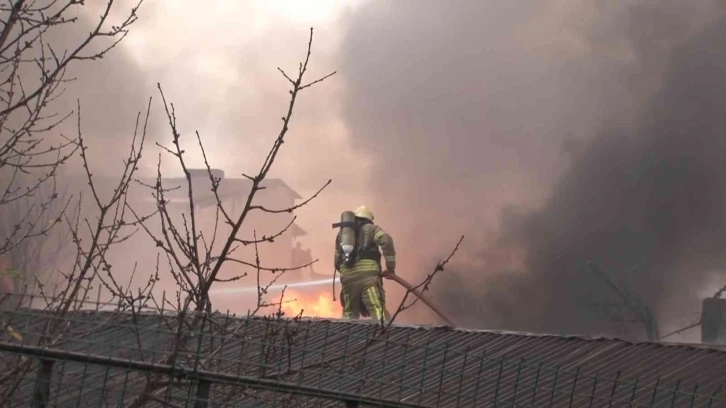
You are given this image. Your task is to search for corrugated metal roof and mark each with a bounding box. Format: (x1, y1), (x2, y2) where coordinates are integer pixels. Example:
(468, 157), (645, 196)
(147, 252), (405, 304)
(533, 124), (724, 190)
(1, 309), (726, 407)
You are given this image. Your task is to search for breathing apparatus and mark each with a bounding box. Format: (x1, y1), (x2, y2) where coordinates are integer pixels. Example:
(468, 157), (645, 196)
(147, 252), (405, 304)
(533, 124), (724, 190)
(332, 210), (357, 268)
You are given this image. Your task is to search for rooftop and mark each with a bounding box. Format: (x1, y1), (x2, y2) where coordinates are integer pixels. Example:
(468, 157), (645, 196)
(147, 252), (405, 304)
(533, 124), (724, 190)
(66, 171), (304, 207)
(1, 308), (725, 407)
(137, 176), (303, 208)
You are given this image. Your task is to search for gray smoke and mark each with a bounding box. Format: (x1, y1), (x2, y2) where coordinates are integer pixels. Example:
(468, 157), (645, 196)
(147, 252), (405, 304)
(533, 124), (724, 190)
(25, 2), (356, 297)
(1, 1), (162, 178)
(339, 0), (726, 339)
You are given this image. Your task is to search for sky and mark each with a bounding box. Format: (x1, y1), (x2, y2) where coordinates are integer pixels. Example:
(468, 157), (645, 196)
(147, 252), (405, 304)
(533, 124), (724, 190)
(41, 0), (726, 342)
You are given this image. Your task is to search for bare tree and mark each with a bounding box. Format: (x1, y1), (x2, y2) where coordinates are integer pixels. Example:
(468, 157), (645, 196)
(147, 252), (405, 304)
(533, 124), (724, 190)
(0, 0), (152, 403)
(0, 172), (75, 297)
(122, 22), (463, 399)
(0, 14), (467, 404)
(0, 96), (153, 406)
(121, 27), (335, 407)
(0, 0), (142, 280)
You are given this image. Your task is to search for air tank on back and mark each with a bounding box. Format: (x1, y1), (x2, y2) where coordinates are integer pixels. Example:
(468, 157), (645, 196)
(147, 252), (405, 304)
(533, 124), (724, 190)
(338, 210), (356, 266)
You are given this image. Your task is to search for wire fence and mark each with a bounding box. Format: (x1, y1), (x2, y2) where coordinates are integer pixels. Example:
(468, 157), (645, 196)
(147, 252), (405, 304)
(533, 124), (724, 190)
(1, 293), (726, 407)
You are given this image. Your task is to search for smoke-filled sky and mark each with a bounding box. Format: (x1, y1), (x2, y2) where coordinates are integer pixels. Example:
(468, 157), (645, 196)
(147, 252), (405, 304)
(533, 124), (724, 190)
(55, 0), (367, 269)
(339, 0), (726, 341)
(47, 0), (726, 341)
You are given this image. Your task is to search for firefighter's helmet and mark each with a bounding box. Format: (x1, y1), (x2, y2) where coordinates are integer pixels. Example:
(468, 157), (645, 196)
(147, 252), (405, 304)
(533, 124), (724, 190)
(354, 205), (374, 221)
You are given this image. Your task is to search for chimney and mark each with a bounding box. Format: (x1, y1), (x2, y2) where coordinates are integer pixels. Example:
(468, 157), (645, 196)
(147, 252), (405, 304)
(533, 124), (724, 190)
(701, 297), (726, 344)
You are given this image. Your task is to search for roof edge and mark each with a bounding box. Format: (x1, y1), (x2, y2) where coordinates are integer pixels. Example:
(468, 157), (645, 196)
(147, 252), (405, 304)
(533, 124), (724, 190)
(45, 308), (725, 353)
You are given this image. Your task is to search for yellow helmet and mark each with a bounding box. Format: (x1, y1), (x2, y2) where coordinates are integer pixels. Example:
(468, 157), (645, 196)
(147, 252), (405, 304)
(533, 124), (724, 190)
(354, 205), (374, 221)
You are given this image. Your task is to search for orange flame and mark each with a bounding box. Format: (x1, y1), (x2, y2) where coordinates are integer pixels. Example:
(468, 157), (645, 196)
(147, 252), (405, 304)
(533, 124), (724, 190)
(281, 289), (341, 318)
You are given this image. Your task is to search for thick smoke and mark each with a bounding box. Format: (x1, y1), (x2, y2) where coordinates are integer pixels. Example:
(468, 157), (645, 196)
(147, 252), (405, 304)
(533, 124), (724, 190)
(36, 1), (376, 300)
(339, 0), (726, 339)
(6, 1), (358, 298)
(5, 1), (162, 178)
(22, 0), (726, 333)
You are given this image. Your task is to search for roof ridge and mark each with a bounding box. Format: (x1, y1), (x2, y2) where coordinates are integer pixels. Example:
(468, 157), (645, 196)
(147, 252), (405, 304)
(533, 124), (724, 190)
(27, 308), (726, 353)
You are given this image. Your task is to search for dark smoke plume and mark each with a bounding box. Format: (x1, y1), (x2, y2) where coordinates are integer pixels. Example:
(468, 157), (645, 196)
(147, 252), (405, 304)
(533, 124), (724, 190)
(339, 1), (726, 339)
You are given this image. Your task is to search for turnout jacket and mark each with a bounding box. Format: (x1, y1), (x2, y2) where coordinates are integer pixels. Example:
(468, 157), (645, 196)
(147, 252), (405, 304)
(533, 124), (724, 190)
(334, 221), (396, 280)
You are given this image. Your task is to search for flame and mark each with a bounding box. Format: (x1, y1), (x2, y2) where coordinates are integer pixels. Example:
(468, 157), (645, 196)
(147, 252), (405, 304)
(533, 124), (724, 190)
(281, 289), (341, 318)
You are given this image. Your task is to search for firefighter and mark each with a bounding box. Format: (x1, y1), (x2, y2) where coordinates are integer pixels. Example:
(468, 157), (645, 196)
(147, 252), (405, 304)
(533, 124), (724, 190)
(291, 241), (316, 278)
(334, 205), (395, 323)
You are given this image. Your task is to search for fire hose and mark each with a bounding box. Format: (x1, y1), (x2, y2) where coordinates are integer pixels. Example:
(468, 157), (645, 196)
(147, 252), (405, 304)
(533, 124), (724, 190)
(333, 269), (456, 327)
(383, 273), (456, 327)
